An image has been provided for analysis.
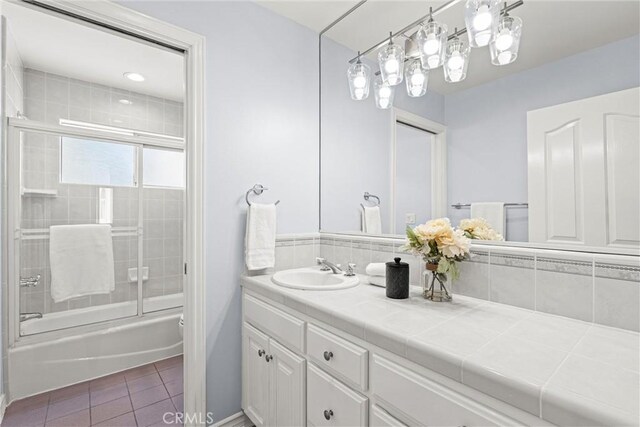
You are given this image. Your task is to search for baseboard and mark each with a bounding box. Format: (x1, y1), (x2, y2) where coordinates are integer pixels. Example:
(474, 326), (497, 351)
(0, 393), (7, 424)
(212, 411), (250, 427)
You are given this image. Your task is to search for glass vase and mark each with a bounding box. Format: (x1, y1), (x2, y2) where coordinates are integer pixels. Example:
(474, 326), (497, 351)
(422, 262), (452, 302)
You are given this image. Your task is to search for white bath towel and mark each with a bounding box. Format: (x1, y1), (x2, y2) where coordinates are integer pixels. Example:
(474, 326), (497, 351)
(49, 224), (115, 303)
(365, 262), (386, 277)
(368, 276), (386, 288)
(362, 206), (382, 235)
(245, 203), (277, 271)
(471, 202), (505, 235)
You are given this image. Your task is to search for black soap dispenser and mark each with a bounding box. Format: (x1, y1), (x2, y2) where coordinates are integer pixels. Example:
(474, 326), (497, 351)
(385, 257), (409, 299)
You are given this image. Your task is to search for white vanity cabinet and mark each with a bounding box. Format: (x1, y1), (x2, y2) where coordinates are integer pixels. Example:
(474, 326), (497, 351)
(242, 289), (550, 427)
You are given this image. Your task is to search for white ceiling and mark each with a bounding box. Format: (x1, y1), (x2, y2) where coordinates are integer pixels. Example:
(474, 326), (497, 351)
(2, 2), (184, 101)
(258, 0), (640, 94)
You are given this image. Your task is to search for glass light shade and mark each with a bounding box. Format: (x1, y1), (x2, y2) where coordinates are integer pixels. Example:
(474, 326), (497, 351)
(489, 15), (522, 66)
(443, 37), (470, 83)
(404, 59), (429, 97)
(464, 0), (500, 47)
(374, 76), (395, 109)
(378, 42), (405, 86)
(417, 21), (448, 70)
(347, 60), (371, 100)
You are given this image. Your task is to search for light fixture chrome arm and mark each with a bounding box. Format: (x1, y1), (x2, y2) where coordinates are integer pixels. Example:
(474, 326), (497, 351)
(348, 0), (524, 63)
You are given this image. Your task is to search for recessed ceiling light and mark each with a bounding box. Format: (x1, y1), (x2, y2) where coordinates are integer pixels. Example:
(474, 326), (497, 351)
(123, 72), (145, 82)
(119, 99), (133, 105)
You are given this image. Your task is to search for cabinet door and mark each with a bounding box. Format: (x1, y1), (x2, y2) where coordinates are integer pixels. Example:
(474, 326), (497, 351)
(269, 339), (306, 427)
(243, 323), (270, 427)
(307, 363), (368, 426)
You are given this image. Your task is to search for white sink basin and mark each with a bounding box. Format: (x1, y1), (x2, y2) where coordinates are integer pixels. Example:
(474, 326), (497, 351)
(271, 267), (359, 291)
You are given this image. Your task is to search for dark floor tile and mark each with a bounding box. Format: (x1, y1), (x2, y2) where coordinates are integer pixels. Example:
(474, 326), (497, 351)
(126, 373), (162, 395)
(133, 399), (175, 427)
(158, 366), (181, 385)
(91, 396), (133, 425)
(92, 411), (137, 427)
(5, 392), (50, 415)
(90, 374), (126, 392)
(123, 365), (157, 382)
(45, 409), (90, 427)
(170, 395), (183, 414)
(153, 356), (182, 373)
(50, 382), (90, 404)
(47, 393), (90, 422)
(90, 383), (129, 407)
(1, 405), (47, 427)
(163, 380), (182, 398)
(130, 385), (169, 410)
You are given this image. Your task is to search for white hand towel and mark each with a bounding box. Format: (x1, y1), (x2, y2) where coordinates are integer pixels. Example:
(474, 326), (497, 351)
(245, 203), (277, 271)
(50, 224), (115, 303)
(362, 206), (382, 235)
(368, 276), (386, 288)
(365, 262), (386, 277)
(471, 202), (506, 235)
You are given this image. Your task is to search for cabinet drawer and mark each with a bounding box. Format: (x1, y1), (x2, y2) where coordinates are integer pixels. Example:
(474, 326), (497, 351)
(307, 363), (368, 427)
(371, 405), (408, 427)
(372, 355), (517, 426)
(244, 293), (305, 353)
(307, 323), (368, 391)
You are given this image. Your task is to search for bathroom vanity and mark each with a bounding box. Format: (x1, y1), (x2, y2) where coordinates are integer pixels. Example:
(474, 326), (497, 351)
(241, 272), (639, 427)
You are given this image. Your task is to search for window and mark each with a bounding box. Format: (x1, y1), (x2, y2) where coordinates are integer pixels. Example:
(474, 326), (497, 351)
(143, 147), (185, 188)
(60, 137), (136, 187)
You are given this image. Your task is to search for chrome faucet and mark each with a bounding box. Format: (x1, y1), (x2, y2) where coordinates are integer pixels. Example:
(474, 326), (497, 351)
(316, 257), (343, 274)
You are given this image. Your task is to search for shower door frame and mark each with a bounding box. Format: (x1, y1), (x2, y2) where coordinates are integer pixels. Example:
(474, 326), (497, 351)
(0, 0), (206, 423)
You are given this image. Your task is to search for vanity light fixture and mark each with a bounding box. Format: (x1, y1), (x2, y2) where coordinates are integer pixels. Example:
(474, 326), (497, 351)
(374, 76), (394, 109)
(123, 72), (145, 82)
(464, 0), (500, 47)
(378, 32), (405, 86)
(347, 52), (372, 100)
(405, 59), (429, 97)
(444, 31), (470, 83)
(489, 6), (522, 65)
(417, 9), (448, 70)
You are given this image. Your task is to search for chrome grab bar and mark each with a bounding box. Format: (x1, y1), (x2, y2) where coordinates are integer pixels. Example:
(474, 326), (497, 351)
(20, 274), (41, 287)
(20, 312), (43, 322)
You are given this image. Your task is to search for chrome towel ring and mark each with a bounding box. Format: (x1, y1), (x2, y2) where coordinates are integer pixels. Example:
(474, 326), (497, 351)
(246, 184), (280, 206)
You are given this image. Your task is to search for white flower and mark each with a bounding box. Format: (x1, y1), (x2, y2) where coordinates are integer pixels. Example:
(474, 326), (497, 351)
(439, 229), (470, 258)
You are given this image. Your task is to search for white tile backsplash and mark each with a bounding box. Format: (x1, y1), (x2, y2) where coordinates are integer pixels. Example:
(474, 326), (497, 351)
(311, 232), (640, 332)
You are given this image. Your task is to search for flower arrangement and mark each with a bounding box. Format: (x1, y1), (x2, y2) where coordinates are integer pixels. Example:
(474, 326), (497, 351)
(403, 218), (470, 282)
(459, 218), (504, 241)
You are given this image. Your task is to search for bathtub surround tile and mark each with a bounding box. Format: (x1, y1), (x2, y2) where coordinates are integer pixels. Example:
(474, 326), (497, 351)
(91, 396), (133, 425)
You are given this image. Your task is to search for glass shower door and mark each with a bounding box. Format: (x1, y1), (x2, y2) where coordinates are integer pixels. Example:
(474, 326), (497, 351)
(15, 128), (140, 336)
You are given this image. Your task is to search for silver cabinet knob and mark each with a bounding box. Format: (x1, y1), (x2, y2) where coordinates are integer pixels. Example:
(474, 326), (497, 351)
(257, 349), (265, 357)
(265, 354), (273, 362)
(323, 409), (333, 420)
(323, 351), (334, 361)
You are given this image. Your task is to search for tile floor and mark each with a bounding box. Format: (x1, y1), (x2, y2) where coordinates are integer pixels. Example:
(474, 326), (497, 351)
(1, 355), (183, 427)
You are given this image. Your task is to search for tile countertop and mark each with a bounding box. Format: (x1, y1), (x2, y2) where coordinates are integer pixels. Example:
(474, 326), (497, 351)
(241, 273), (640, 427)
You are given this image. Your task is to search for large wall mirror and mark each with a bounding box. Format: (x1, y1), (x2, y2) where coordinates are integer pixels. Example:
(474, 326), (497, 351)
(319, 0), (640, 254)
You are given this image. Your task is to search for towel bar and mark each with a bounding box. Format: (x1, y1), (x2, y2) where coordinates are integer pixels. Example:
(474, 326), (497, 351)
(451, 203), (528, 209)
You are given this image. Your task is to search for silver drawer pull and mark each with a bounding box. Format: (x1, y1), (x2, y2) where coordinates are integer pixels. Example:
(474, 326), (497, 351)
(323, 409), (333, 420)
(258, 349), (265, 357)
(265, 354), (273, 362)
(323, 351), (334, 361)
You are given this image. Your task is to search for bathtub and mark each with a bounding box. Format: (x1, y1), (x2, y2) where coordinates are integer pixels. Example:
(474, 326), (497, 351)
(8, 294), (183, 401)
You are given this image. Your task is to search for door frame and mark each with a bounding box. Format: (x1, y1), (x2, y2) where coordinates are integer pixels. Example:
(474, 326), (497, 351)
(0, 0), (206, 423)
(390, 108), (447, 232)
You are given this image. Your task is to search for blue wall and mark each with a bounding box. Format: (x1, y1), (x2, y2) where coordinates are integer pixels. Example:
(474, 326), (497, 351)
(445, 35), (640, 240)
